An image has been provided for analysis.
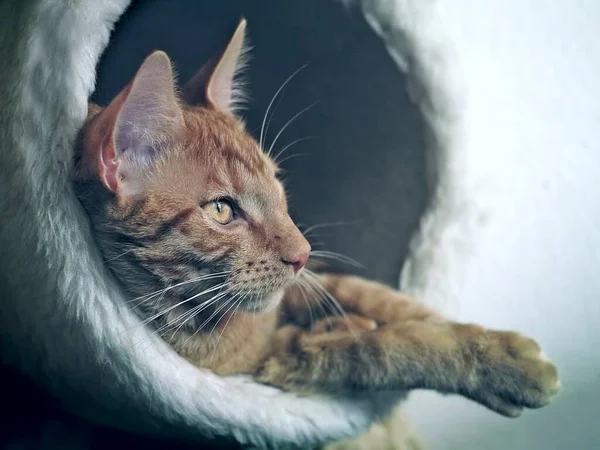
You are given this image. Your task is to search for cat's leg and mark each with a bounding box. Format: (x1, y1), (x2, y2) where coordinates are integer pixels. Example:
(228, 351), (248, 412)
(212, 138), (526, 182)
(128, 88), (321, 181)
(279, 274), (445, 329)
(258, 274), (560, 417)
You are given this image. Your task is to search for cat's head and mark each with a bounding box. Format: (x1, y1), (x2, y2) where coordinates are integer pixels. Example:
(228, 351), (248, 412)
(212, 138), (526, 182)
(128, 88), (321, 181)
(75, 20), (310, 321)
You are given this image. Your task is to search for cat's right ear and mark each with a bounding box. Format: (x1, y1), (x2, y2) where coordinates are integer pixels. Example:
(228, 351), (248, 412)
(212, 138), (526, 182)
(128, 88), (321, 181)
(86, 51), (184, 197)
(182, 19), (248, 114)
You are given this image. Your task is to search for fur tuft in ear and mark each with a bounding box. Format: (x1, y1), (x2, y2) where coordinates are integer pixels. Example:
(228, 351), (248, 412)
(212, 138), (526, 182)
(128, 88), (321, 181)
(182, 19), (250, 114)
(85, 51), (184, 196)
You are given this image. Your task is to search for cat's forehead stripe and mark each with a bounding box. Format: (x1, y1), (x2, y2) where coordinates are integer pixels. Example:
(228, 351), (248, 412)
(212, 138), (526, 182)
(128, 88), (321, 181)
(183, 109), (273, 176)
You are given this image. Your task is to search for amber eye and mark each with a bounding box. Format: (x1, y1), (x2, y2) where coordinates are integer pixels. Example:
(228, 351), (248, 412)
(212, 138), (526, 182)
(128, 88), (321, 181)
(202, 199), (234, 225)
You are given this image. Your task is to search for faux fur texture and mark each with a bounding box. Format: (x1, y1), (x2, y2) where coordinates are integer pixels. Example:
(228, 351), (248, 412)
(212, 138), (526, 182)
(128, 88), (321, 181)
(0, 1), (406, 448)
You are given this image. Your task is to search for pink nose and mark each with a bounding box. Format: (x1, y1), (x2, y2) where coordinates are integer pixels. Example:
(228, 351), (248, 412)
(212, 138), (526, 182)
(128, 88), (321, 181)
(283, 250), (310, 273)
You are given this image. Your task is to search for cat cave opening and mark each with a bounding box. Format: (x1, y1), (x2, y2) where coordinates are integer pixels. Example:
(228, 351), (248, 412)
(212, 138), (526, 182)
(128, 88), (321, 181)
(94, 0), (434, 288)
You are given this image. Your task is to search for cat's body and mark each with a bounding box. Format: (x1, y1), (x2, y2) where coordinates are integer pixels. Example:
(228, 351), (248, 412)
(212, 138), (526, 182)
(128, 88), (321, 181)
(73, 18), (560, 427)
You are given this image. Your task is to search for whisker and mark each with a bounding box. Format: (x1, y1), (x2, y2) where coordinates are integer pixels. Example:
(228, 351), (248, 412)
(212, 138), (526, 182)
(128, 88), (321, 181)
(310, 250), (366, 270)
(134, 289), (231, 360)
(157, 289), (230, 337)
(143, 282), (171, 316)
(259, 64), (308, 151)
(301, 274), (338, 319)
(127, 271), (231, 305)
(208, 291), (249, 363)
(263, 93), (284, 152)
(273, 136), (316, 163)
(267, 102), (318, 156)
(133, 283), (227, 330)
(132, 281), (240, 357)
(295, 278), (320, 329)
(138, 291), (234, 357)
(206, 291), (244, 345)
(303, 269), (359, 340)
(104, 248), (134, 263)
(302, 220), (360, 236)
(181, 296), (237, 348)
(166, 278), (251, 337)
(276, 153), (309, 166)
(299, 275), (337, 327)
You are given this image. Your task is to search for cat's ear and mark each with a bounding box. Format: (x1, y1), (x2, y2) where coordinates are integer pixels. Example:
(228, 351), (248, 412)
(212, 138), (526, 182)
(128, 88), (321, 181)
(90, 51), (184, 196)
(182, 19), (249, 114)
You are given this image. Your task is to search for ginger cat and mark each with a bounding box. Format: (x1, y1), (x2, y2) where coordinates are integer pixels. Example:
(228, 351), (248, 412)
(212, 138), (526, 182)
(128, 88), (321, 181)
(73, 18), (559, 438)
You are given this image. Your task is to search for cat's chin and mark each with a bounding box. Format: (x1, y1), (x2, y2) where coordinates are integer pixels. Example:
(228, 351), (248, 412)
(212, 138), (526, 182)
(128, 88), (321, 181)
(239, 289), (285, 314)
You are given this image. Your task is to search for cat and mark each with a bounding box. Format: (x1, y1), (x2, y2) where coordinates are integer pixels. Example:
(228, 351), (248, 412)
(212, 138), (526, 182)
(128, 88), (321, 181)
(73, 16), (560, 427)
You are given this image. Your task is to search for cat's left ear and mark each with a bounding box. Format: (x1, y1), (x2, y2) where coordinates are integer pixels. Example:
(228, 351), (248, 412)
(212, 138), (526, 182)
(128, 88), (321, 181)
(83, 51), (184, 197)
(182, 19), (248, 114)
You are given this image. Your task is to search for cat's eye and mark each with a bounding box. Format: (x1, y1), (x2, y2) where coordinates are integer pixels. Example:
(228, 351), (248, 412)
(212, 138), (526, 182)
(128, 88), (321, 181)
(202, 199), (234, 225)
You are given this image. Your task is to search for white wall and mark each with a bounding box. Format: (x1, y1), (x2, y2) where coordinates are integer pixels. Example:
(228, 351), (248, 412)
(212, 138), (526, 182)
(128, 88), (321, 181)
(403, 0), (600, 448)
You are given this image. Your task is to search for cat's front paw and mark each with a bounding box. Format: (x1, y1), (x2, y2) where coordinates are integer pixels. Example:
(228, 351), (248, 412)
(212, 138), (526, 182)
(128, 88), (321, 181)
(465, 329), (561, 417)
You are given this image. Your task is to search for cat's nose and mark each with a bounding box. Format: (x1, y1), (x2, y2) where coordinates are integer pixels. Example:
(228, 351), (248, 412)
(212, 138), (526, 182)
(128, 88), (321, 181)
(282, 246), (310, 273)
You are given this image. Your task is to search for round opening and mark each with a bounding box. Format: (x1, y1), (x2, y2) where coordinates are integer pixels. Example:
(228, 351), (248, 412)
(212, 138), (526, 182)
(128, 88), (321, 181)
(94, 0), (431, 287)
